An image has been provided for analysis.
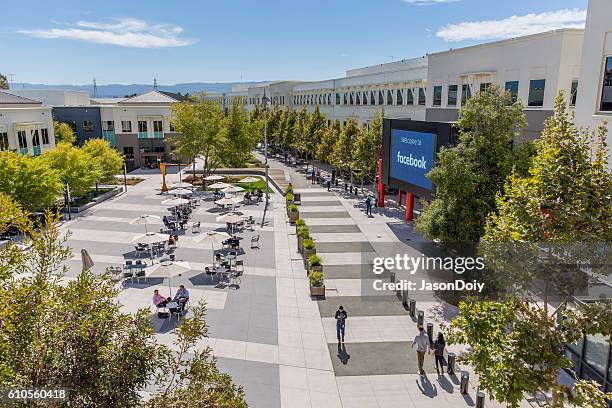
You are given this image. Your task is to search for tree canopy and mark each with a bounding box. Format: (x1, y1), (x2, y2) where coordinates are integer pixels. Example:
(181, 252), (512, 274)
(82, 138), (124, 183)
(53, 121), (77, 145)
(43, 142), (101, 197)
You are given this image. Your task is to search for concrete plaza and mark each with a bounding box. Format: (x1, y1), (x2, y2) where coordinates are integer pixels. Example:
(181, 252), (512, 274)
(57, 163), (533, 408)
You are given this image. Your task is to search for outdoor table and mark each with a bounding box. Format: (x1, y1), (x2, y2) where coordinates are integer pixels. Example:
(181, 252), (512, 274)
(215, 267), (229, 281)
(166, 301), (178, 309)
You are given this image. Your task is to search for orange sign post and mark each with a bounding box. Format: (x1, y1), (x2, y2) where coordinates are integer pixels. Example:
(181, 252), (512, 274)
(160, 163), (168, 192)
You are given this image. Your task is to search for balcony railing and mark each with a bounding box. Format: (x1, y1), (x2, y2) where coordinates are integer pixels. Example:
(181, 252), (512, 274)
(153, 131), (164, 139)
(19, 147), (28, 155)
(103, 131), (116, 147)
(32, 146), (41, 156)
(138, 132), (149, 139)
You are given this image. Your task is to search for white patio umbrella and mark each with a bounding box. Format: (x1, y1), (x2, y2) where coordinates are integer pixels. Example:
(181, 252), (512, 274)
(131, 232), (170, 244)
(171, 182), (193, 189)
(148, 261), (191, 295)
(215, 196), (243, 208)
(223, 186), (244, 194)
(81, 248), (94, 270)
(238, 176), (259, 184)
(172, 188), (193, 196)
(129, 214), (164, 234)
(216, 212), (244, 224)
(204, 175), (226, 181)
(197, 231), (231, 265)
(162, 197), (190, 206)
(208, 182), (232, 190)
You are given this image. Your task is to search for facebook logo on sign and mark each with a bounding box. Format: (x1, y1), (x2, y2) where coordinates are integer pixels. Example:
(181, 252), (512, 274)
(390, 129), (436, 191)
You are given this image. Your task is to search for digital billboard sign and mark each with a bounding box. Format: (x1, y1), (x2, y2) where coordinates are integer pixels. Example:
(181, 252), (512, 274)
(389, 129), (436, 191)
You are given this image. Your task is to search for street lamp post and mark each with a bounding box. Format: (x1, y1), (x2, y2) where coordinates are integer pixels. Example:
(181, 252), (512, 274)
(65, 183), (72, 221)
(123, 160), (128, 193)
(262, 90), (270, 208)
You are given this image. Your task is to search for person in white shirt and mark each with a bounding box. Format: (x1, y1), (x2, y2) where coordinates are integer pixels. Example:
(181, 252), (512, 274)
(411, 326), (431, 375)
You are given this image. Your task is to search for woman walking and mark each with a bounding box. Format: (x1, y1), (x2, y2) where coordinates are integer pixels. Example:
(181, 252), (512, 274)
(433, 332), (446, 374)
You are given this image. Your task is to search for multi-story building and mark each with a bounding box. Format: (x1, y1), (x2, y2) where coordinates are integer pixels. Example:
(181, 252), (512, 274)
(94, 90), (186, 169)
(575, 0), (612, 159)
(426, 29), (584, 140)
(292, 57), (428, 125)
(0, 90), (55, 156)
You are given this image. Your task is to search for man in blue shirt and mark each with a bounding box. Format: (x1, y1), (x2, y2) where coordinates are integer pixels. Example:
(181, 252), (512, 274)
(335, 305), (347, 345)
(174, 285), (190, 312)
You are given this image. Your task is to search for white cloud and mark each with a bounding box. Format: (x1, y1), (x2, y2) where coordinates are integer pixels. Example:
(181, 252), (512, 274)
(403, 0), (460, 5)
(19, 17), (196, 48)
(437, 8), (586, 42)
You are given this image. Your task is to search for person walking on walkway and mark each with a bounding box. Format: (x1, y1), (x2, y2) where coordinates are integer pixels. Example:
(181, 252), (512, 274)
(326, 176), (331, 191)
(433, 332), (446, 374)
(365, 195), (373, 216)
(335, 305), (347, 344)
(411, 326), (430, 375)
(311, 168), (316, 184)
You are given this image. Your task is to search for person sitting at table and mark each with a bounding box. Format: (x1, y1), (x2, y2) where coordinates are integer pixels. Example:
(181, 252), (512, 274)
(173, 285), (190, 311)
(153, 289), (171, 308)
(168, 235), (176, 246)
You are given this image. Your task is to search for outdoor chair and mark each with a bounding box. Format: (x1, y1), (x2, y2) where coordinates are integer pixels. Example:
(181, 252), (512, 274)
(251, 235), (260, 249)
(235, 260), (244, 273)
(229, 270), (242, 288)
(124, 260), (133, 271)
(205, 266), (217, 282)
(192, 221), (201, 233)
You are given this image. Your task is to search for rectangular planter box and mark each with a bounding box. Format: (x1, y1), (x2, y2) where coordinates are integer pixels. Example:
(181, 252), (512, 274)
(303, 248), (316, 259)
(310, 285), (325, 297)
(288, 211), (299, 224)
(309, 264), (323, 272)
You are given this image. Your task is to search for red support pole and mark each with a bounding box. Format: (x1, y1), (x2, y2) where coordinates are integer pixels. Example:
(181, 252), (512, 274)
(377, 149), (385, 208)
(406, 192), (414, 222)
(397, 190), (403, 206)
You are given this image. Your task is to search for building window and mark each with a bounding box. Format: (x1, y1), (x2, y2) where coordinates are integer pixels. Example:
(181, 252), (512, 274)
(461, 84), (472, 105)
(0, 132), (8, 151)
(31, 129), (40, 147)
(569, 80), (578, 107)
(123, 146), (134, 159)
(370, 91), (375, 106)
(122, 121), (132, 133)
(447, 85), (458, 106)
(582, 333), (609, 385)
(600, 56), (612, 111)
(418, 88), (426, 106)
(138, 120), (148, 133)
(433, 86), (442, 106)
(103, 121), (114, 131)
(154, 146), (165, 153)
(17, 130), (27, 149)
(328, 94), (332, 104)
(396, 89), (403, 105)
(480, 82), (491, 93)
(169, 122), (176, 132)
(378, 90), (384, 105)
(356, 92), (361, 105)
(153, 120), (163, 132)
(68, 121), (77, 133)
(41, 128), (50, 145)
(528, 79), (546, 107)
(83, 120), (94, 133)
(335, 93), (340, 105)
(343, 93), (347, 105)
(406, 89), (414, 105)
(349, 93), (354, 105)
(505, 81), (519, 104)
(387, 90), (393, 105)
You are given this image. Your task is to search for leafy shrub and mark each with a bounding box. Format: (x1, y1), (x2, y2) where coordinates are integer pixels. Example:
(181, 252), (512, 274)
(286, 193), (294, 202)
(296, 219), (306, 227)
(285, 184), (293, 194)
(308, 255), (321, 267)
(288, 204), (298, 213)
(297, 226), (310, 239)
(303, 239), (315, 250)
(308, 271), (323, 287)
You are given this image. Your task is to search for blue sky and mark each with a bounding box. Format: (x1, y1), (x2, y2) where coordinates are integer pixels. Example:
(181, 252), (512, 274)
(0, 0), (588, 85)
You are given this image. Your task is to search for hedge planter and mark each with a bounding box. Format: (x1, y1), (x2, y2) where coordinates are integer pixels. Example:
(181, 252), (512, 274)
(308, 270), (325, 298)
(288, 204), (299, 224)
(309, 285), (326, 297)
(308, 255), (322, 272)
(303, 239), (316, 259)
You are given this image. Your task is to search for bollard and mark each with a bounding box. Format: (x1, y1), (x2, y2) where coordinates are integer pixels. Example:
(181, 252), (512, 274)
(417, 310), (424, 327)
(426, 323), (434, 346)
(344, 183), (347, 191)
(476, 391), (485, 408)
(447, 352), (456, 375)
(354, 187), (358, 195)
(460, 371), (469, 394)
(402, 290), (408, 305)
(409, 299), (416, 316)
(335, 179), (339, 186)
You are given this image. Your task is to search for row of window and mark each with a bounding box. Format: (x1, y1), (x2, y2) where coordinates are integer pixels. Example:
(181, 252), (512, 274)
(0, 128), (50, 153)
(431, 80), (551, 107)
(293, 88), (428, 107)
(100, 120), (174, 134)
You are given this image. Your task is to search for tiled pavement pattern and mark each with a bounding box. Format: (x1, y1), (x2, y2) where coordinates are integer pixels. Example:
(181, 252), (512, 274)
(272, 155), (534, 408)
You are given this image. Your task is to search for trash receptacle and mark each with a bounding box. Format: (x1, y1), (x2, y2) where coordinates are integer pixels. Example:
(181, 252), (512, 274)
(426, 323), (434, 346)
(409, 299), (416, 316)
(460, 371), (469, 394)
(447, 352), (456, 375)
(417, 310), (424, 327)
(476, 391), (485, 408)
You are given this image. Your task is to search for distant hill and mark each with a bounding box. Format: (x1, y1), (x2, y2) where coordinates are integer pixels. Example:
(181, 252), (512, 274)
(10, 82), (266, 97)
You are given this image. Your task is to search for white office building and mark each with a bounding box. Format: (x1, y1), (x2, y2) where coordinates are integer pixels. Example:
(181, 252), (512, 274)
(425, 29), (584, 139)
(0, 90), (55, 156)
(574, 0), (612, 156)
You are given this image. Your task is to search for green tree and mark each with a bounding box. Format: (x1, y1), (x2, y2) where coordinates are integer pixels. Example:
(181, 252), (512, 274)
(171, 94), (226, 177)
(43, 142), (101, 197)
(416, 85), (529, 242)
(53, 121), (77, 145)
(353, 112), (383, 184)
(447, 94), (612, 408)
(82, 138), (124, 183)
(316, 119), (341, 164)
(0, 151), (62, 211)
(0, 73), (8, 90)
(0, 207), (248, 407)
(292, 107), (310, 161)
(222, 98), (257, 167)
(304, 107), (326, 171)
(331, 117), (360, 183)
